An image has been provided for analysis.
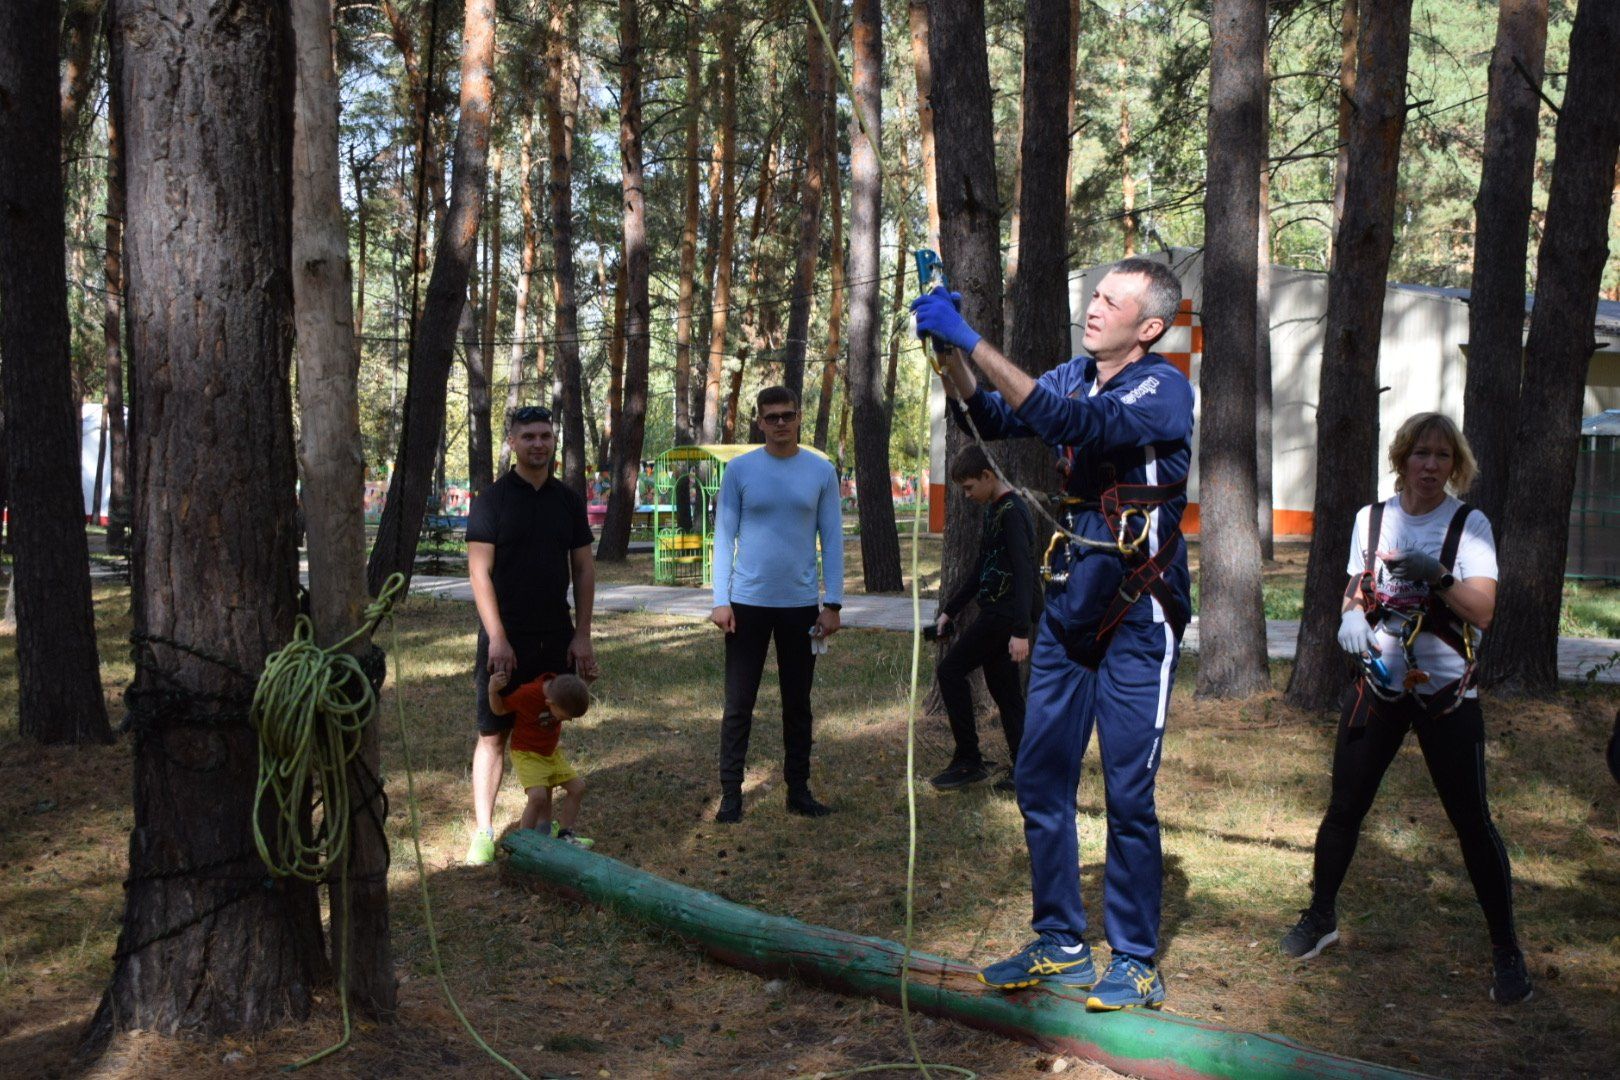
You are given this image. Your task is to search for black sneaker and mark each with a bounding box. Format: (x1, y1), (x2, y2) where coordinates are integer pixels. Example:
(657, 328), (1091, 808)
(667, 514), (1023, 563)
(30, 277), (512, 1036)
(786, 788), (832, 817)
(930, 761), (991, 791)
(1279, 909), (1339, 960)
(715, 791), (743, 824)
(992, 774), (1017, 795)
(1490, 945), (1533, 1005)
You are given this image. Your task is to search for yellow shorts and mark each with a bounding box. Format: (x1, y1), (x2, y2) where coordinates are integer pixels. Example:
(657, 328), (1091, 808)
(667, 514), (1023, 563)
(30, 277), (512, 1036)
(511, 748), (579, 791)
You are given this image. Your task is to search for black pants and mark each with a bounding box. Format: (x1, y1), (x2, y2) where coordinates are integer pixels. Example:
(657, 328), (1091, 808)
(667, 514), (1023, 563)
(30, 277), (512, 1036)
(720, 603), (819, 793)
(935, 613), (1025, 767)
(1309, 692), (1518, 948)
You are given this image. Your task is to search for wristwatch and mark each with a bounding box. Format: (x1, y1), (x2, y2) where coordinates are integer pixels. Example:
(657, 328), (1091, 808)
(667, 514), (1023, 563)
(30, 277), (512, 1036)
(822, 602), (842, 611)
(1434, 572), (1456, 592)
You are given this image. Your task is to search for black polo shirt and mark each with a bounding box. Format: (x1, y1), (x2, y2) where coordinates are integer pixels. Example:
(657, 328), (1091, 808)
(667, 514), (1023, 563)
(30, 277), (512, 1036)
(465, 470), (593, 636)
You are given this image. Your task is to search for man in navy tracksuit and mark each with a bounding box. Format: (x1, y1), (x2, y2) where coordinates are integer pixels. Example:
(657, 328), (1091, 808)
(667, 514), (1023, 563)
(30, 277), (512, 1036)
(912, 257), (1192, 1011)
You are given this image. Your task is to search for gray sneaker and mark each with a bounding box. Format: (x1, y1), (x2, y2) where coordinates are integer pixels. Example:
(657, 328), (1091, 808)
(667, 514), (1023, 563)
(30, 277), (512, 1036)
(1280, 909), (1339, 960)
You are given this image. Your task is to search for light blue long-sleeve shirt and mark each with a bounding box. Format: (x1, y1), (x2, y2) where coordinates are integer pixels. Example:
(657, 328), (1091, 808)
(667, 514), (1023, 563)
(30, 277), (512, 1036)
(711, 447), (844, 608)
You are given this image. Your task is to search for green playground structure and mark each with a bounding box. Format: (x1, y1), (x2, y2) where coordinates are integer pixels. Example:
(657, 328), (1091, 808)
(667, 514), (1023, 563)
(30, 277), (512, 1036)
(501, 832), (1432, 1080)
(650, 443), (830, 586)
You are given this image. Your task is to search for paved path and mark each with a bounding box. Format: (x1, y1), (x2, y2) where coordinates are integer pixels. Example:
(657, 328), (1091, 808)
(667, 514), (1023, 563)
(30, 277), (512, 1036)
(404, 576), (1620, 685)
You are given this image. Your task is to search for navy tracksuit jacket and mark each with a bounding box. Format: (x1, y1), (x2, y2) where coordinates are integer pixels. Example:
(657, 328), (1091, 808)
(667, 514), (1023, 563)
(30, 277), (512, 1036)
(961, 351), (1193, 961)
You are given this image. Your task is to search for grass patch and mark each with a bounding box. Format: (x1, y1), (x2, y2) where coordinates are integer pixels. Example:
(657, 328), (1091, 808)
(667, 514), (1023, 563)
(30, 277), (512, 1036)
(3, 578), (1618, 1078)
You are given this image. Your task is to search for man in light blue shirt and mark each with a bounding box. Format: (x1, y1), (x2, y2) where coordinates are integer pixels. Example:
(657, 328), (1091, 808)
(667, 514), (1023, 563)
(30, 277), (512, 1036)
(710, 386), (845, 822)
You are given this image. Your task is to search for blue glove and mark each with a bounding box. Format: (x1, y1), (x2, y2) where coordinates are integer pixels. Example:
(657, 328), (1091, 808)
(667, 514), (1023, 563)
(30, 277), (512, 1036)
(910, 289), (982, 355)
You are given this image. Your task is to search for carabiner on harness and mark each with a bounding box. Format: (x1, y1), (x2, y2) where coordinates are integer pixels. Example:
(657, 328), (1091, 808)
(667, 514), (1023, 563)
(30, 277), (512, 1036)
(1040, 530), (1068, 586)
(1114, 506), (1151, 557)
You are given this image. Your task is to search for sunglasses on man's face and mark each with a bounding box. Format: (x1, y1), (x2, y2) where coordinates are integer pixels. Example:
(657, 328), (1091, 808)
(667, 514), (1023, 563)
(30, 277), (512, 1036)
(510, 406), (553, 425)
(759, 410), (798, 425)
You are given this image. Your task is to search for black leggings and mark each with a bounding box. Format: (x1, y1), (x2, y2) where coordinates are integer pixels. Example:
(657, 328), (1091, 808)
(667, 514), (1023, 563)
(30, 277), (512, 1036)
(935, 613), (1024, 767)
(1309, 692), (1519, 948)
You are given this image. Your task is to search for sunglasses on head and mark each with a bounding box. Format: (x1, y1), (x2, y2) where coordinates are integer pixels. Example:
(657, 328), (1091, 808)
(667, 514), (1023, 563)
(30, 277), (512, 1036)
(509, 406), (553, 425)
(759, 410), (798, 424)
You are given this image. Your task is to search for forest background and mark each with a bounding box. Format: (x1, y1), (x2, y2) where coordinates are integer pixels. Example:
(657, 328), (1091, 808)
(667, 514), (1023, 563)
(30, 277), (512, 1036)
(49, 0), (1615, 495)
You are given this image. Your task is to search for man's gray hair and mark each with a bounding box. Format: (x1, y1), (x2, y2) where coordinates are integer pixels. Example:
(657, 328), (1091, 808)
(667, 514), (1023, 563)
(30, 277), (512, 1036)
(1109, 257), (1183, 334)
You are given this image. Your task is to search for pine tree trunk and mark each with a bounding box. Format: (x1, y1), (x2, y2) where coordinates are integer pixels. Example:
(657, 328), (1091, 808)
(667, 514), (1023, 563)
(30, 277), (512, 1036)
(1481, 0), (1620, 694)
(1462, 0), (1549, 526)
(674, 34), (703, 446)
(468, 146), (502, 492)
(289, 0), (393, 1017)
(847, 0), (901, 592)
(782, 0), (829, 404)
(1256, 38), (1274, 562)
(367, 0), (497, 595)
(1196, 0), (1270, 700)
(701, 16), (738, 445)
(927, 0), (1004, 609)
(907, 1), (941, 248)
(1002, 0), (1073, 521)
(0, 0), (111, 747)
(884, 189), (910, 424)
(104, 93), (130, 554)
(59, 0), (101, 156)
(599, 0), (650, 561)
(813, 98), (845, 452)
(545, 0), (587, 495)
(693, 145), (724, 436)
(1329, 0), (1358, 263)
(505, 98), (540, 448)
(1286, 0), (1414, 711)
(95, 0), (320, 1037)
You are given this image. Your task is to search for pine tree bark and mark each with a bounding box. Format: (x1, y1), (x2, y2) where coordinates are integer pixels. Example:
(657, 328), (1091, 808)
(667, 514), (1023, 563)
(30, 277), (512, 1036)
(0, 0), (111, 747)
(783, 0), (829, 404)
(701, 15), (738, 445)
(1329, 0), (1357, 263)
(60, 0), (102, 158)
(600, 0), (649, 560)
(468, 146), (502, 492)
(545, 0), (587, 494)
(1286, 0), (1414, 711)
(104, 90), (130, 553)
(907, 0), (941, 248)
(1197, 0), (1270, 699)
(928, 0), (1004, 608)
(505, 97), (540, 441)
(1256, 37), (1274, 561)
(1462, 0), (1549, 526)
(813, 93), (845, 452)
(846, 0), (901, 591)
(367, 0), (496, 594)
(1481, 0), (1620, 694)
(289, 0), (393, 1017)
(1002, 0), (1073, 520)
(95, 0), (321, 1036)
(674, 33), (703, 446)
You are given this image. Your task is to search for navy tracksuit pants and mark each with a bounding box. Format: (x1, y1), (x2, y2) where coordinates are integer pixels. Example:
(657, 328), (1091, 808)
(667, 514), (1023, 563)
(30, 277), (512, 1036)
(1016, 565), (1180, 962)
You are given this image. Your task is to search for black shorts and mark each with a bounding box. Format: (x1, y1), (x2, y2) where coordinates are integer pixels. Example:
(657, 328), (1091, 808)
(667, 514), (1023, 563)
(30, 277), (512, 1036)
(474, 626), (572, 735)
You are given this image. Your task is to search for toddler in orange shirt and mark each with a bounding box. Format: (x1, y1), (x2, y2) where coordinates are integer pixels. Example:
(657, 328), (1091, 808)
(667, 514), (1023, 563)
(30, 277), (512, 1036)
(487, 670), (593, 845)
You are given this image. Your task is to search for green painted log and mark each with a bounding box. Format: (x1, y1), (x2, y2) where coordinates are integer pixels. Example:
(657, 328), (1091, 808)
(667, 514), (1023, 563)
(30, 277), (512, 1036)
(501, 833), (1431, 1080)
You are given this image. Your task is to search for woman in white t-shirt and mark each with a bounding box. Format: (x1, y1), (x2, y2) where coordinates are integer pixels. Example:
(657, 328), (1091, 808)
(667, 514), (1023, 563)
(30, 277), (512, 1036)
(1279, 413), (1531, 1005)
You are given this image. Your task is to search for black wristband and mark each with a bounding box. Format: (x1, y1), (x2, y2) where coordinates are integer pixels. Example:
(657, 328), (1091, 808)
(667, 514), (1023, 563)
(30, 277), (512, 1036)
(822, 602), (841, 611)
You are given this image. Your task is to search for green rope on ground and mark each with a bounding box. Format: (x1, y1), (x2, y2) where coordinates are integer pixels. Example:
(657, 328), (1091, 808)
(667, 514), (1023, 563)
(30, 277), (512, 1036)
(389, 602), (532, 1080)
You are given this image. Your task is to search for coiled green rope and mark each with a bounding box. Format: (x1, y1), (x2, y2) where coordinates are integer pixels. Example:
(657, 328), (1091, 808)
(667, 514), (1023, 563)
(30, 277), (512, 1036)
(250, 572), (527, 1077)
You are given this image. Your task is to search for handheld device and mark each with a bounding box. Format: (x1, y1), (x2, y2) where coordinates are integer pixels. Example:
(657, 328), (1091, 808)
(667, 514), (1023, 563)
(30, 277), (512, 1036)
(1360, 651), (1391, 687)
(809, 625), (829, 656)
(912, 248), (950, 356)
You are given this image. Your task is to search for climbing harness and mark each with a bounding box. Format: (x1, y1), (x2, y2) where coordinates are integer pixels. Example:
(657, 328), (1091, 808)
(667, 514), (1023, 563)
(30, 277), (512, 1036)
(1345, 501), (1479, 722)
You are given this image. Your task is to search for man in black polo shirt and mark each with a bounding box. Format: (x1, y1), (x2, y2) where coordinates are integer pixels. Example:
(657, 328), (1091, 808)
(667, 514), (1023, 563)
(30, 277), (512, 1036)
(463, 405), (597, 865)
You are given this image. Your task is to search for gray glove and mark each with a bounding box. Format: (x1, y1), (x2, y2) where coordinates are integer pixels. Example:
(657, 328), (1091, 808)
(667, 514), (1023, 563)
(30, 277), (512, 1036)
(1382, 549), (1446, 585)
(1338, 608), (1380, 657)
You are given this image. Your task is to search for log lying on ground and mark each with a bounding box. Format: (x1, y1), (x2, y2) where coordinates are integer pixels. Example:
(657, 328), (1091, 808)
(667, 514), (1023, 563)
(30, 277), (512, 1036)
(501, 832), (1428, 1080)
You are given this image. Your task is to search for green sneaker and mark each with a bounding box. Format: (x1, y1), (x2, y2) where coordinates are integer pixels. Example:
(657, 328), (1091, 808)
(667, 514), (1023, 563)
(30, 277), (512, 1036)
(464, 828), (496, 866)
(557, 828), (594, 848)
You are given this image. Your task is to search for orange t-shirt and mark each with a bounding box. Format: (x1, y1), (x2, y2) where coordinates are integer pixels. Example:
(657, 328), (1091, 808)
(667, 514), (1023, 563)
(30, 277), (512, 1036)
(502, 674), (563, 755)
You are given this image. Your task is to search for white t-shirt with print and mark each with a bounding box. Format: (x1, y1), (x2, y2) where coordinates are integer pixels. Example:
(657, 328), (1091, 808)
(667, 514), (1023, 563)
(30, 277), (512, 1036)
(1345, 495), (1496, 697)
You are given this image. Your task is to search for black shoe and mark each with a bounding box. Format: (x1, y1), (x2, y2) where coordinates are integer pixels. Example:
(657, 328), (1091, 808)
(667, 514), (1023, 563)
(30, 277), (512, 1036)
(1279, 908), (1339, 960)
(786, 788), (832, 817)
(930, 760), (991, 791)
(1491, 944), (1533, 1005)
(716, 791), (743, 824)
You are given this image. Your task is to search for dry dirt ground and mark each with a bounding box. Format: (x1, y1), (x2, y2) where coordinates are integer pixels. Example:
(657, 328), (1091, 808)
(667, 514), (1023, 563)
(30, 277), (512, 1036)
(2, 584), (1617, 1079)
